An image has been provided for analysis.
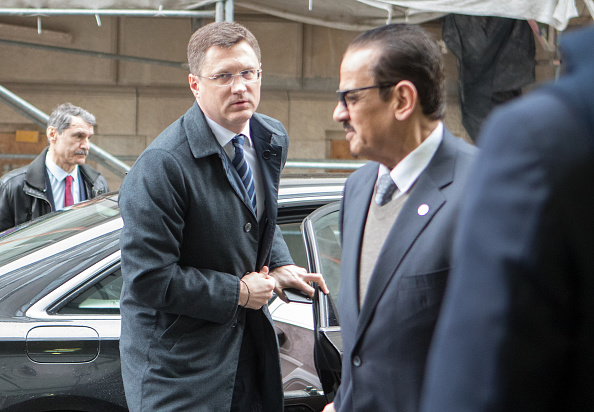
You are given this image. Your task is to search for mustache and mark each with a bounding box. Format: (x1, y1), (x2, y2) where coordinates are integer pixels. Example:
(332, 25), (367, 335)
(75, 150), (89, 156)
(343, 122), (354, 132)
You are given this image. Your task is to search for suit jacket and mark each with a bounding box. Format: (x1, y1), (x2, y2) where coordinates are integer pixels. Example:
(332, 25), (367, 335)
(421, 26), (594, 412)
(118, 102), (293, 411)
(334, 129), (476, 412)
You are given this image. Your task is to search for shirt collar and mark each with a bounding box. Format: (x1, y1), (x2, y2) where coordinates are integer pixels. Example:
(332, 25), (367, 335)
(204, 115), (253, 149)
(45, 152), (79, 182)
(378, 121), (443, 194)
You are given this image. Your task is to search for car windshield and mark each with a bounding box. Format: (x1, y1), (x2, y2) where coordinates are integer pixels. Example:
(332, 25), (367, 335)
(0, 194), (120, 266)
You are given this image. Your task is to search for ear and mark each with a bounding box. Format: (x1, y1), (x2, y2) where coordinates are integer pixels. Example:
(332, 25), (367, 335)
(188, 73), (200, 100)
(393, 80), (418, 121)
(46, 126), (57, 143)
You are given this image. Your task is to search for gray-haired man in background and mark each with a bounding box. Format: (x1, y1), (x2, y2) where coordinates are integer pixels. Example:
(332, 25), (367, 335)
(0, 102), (109, 232)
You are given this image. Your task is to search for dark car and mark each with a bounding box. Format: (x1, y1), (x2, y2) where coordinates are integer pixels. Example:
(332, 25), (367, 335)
(0, 176), (345, 412)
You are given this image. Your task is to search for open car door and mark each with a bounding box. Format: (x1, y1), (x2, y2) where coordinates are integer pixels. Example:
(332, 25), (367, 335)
(301, 202), (343, 403)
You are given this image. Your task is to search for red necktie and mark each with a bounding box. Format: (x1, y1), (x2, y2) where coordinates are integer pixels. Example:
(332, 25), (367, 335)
(64, 175), (74, 207)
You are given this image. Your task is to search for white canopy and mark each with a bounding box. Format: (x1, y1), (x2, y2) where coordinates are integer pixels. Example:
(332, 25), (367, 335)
(362, 0), (581, 30)
(0, 0), (589, 31)
(236, 0), (583, 31)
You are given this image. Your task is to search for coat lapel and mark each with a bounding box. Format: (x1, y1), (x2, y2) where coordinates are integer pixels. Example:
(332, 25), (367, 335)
(251, 115), (285, 269)
(354, 129), (459, 339)
(251, 116), (283, 223)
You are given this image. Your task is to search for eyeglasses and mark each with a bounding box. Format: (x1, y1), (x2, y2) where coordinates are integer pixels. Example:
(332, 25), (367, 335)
(336, 83), (396, 107)
(199, 69), (262, 87)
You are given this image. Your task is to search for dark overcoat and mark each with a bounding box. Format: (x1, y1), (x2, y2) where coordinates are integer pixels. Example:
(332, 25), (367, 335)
(119, 102), (293, 411)
(334, 129), (476, 412)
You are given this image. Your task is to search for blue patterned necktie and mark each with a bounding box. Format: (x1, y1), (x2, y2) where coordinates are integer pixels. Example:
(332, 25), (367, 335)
(232, 134), (257, 215)
(375, 173), (397, 206)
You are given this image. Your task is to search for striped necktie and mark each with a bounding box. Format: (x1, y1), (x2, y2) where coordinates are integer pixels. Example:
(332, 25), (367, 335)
(64, 175), (74, 207)
(232, 134), (257, 215)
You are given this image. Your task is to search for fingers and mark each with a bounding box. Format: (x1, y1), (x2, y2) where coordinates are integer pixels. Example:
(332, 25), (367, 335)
(241, 267), (275, 310)
(270, 264), (330, 298)
(302, 271), (329, 295)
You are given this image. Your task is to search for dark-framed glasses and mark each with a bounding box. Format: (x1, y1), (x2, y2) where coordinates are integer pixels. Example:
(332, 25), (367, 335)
(200, 69), (262, 87)
(336, 83), (396, 107)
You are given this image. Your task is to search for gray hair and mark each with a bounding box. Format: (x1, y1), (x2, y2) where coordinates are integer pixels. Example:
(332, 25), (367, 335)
(47, 103), (96, 134)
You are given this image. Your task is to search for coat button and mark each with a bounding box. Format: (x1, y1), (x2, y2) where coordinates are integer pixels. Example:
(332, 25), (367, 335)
(352, 356), (361, 367)
(244, 223), (252, 232)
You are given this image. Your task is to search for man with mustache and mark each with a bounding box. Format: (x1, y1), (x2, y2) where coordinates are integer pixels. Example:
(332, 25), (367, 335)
(324, 24), (476, 412)
(118, 21), (327, 411)
(0, 102), (109, 232)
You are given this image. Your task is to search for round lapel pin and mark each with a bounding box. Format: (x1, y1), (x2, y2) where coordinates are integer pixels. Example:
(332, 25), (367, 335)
(418, 204), (429, 216)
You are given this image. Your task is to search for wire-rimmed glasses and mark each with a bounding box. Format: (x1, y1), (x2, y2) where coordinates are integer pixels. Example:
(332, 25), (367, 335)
(199, 69), (262, 87)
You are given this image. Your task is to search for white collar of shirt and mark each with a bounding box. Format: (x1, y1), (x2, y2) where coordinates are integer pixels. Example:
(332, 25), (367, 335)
(204, 116), (253, 159)
(45, 153), (80, 210)
(377, 121), (443, 194)
(204, 115), (264, 220)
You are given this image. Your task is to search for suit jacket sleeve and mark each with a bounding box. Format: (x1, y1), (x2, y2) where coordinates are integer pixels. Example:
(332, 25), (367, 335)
(268, 225), (294, 270)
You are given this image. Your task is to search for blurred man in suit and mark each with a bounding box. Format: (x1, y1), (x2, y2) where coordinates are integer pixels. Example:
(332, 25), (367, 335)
(421, 24), (594, 412)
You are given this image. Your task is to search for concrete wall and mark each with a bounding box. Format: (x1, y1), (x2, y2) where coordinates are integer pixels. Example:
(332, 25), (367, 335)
(0, 11), (586, 190)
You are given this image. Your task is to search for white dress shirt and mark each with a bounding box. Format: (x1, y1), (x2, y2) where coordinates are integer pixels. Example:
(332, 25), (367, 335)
(45, 155), (81, 210)
(205, 116), (264, 221)
(376, 121), (444, 197)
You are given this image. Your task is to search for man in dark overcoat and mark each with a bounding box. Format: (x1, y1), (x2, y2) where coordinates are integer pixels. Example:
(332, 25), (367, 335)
(119, 22), (327, 412)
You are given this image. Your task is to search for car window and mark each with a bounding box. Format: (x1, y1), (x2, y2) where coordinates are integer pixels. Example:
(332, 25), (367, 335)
(309, 210), (341, 327)
(0, 195), (120, 266)
(279, 222), (308, 268)
(301, 203), (342, 328)
(58, 267), (122, 315)
(310, 211), (341, 300)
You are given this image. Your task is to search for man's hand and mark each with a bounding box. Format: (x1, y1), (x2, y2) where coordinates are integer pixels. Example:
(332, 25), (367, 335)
(269, 264), (329, 303)
(239, 266), (275, 310)
(322, 402), (336, 412)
